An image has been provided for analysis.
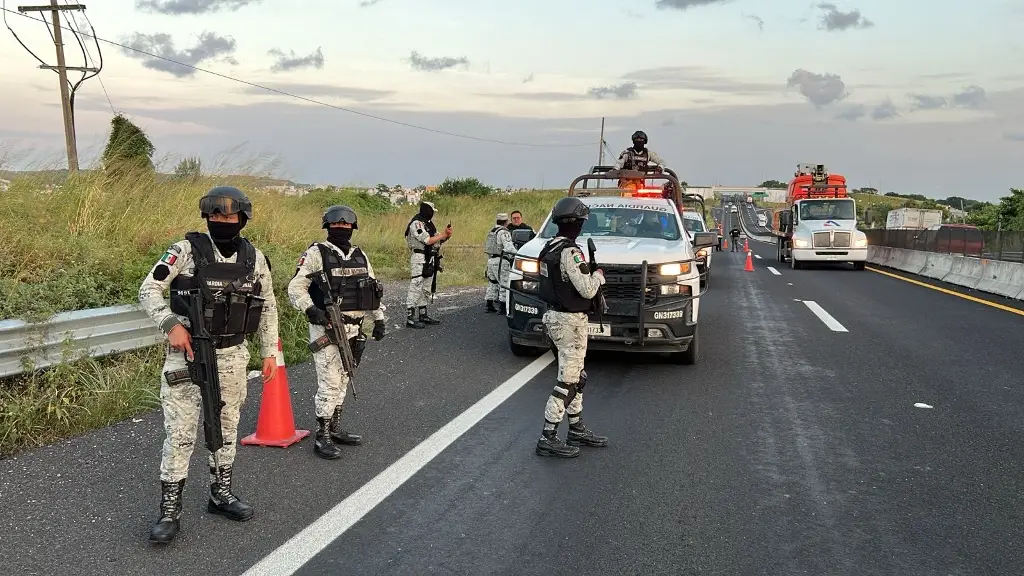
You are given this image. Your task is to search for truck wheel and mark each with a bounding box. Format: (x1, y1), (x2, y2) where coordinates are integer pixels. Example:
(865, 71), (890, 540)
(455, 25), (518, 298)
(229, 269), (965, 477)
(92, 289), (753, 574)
(509, 333), (539, 357)
(671, 325), (699, 365)
(853, 261), (865, 271)
(790, 255), (802, 270)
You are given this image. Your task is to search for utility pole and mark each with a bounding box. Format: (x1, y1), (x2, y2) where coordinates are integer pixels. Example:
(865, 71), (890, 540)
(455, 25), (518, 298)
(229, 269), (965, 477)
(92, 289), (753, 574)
(596, 117), (605, 189)
(18, 1), (96, 172)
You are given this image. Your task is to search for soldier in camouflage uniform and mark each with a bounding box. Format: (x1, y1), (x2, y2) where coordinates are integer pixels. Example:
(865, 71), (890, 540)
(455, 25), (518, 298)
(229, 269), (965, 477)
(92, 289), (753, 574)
(614, 130), (667, 191)
(535, 197), (610, 458)
(404, 201), (452, 328)
(138, 186), (280, 544)
(484, 212), (516, 313)
(287, 205), (387, 460)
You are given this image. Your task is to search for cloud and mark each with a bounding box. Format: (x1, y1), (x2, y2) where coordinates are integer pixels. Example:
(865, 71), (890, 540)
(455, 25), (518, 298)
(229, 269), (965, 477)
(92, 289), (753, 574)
(816, 3), (873, 31)
(622, 66), (780, 95)
(1005, 131), (1024, 142)
(587, 82), (639, 100)
(268, 47), (325, 72)
(655, 0), (732, 10)
(240, 82), (393, 102)
(135, 0), (261, 14)
(745, 14), (764, 31)
(952, 85), (988, 109)
(119, 32), (237, 77)
(909, 94), (948, 110)
(786, 69), (848, 107)
(522, 73), (534, 84)
(871, 98), (899, 120)
(407, 51), (469, 72)
(479, 91), (586, 102)
(358, 0), (383, 5)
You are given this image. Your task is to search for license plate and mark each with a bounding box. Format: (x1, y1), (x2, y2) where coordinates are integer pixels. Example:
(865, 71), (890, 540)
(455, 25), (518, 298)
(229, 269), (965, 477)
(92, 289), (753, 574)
(587, 323), (611, 337)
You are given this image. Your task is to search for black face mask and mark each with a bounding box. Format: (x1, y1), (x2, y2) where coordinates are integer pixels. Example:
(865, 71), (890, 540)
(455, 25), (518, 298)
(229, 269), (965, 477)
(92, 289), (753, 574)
(327, 228), (353, 250)
(558, 219), (585, 240)
(207, 220), (243, 256)
(632, 141), (645, 152)
(419, 203), (434, 221)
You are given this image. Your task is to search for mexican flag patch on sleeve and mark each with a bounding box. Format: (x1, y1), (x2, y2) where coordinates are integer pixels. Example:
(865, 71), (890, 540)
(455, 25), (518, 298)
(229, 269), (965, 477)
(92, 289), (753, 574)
(160, 252), (177, 265)
(572, 252), (584, 264)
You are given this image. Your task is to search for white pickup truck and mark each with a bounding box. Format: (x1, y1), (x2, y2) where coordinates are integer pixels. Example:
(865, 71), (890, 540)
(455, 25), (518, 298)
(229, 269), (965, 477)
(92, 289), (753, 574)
(504, 167), (717, 365)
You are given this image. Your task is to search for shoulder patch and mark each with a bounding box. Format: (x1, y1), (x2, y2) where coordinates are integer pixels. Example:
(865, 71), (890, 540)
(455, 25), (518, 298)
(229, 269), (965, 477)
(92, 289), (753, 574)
(159, 250), (178, 266)
(572, 251), (584, 264)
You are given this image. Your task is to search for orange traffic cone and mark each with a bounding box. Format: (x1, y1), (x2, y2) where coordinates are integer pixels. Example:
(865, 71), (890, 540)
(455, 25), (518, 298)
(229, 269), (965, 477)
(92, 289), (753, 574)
(744, 250), (755, 272)
(241, 338), (310, 448)
(723, 238), (729, 250)
(744, 238), (749, 251)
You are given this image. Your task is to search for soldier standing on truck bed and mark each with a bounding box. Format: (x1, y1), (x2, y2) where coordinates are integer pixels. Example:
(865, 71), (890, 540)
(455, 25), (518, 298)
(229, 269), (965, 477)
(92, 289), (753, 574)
(614, 130), (667, 191)
(138, 185), (280, 544)
(534, 197), (609, 458)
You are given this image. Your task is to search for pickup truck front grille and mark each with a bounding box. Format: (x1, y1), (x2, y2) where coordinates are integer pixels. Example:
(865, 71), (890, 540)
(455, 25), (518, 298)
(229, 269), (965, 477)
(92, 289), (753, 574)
(813, 232), (831, 248)
(600, 264), (659, 305)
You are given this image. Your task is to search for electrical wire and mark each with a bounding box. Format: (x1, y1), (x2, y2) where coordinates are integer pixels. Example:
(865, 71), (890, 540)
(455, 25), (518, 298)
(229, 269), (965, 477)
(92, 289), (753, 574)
(1, 4), (597, 148)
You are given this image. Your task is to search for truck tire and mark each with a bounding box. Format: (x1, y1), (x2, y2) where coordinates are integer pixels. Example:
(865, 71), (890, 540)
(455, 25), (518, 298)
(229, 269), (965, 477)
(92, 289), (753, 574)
(790, 255), (802, 270)
(671, 325), (698, 365)
(509, 333), (540, 357)
(853, 261), (865, 270)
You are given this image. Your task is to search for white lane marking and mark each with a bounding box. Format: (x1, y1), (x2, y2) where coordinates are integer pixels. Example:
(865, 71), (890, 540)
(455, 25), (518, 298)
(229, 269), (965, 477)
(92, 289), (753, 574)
(242, 352), (556, 576)
(754, 254), (762, 259)
(767, 266), (781, 275)
(914, 403), (933, 409)
(803, 300), (848, 332)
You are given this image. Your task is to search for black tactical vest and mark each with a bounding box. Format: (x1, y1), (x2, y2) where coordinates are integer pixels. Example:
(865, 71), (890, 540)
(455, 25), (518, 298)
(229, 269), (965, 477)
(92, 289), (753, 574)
(622, 148), (650, 170)
(169, 232), (264, 346)
(538, 238), (592, 313)
(307, 243), (383, 312)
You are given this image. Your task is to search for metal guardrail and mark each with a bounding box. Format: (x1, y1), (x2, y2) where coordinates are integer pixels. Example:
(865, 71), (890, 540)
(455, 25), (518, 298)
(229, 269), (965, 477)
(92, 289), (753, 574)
(865, 229), (1024, 263)
(0, 305), (163, 379)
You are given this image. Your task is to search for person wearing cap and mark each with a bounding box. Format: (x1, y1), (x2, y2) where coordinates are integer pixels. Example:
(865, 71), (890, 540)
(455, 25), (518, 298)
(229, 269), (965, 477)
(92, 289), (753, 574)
(287, 205), (387, 460)
(138, 185), (280, 544)
(483, 212), (516, 313)
(403, 201), (452, 328)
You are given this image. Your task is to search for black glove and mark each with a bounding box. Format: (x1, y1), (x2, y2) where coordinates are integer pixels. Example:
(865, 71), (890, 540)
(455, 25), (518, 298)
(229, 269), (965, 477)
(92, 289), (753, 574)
(304, 306), (329, 326)
(372, 319), (386, 341)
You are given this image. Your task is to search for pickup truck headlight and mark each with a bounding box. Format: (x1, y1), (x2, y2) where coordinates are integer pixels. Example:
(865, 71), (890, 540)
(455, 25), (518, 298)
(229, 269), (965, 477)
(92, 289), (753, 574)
(514, 257), (538, 274)
(658, 262), (691, 276)
(793, 238), (810, 248)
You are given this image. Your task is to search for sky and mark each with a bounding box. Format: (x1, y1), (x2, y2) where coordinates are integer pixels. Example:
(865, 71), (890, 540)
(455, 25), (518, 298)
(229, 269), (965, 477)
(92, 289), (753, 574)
(1, 0), (1022, 200)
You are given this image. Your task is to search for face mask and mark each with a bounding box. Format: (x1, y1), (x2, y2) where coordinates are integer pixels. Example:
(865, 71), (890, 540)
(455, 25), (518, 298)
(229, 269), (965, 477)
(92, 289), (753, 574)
(207, 220), (243, 241)
(558, 219), (585, 240)
(327, 228), (353, 249)
(420, 204), (435, 221)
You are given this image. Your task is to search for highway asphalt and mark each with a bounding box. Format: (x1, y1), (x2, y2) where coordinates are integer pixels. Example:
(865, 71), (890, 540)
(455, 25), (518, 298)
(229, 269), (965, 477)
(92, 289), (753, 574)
(2, 227), (1023, 575)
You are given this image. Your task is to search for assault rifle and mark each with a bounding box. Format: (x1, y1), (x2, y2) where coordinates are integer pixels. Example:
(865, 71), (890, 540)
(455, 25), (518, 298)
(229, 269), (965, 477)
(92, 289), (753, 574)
(307, 269), (358, 398)
(586, 238), (609, 326)
(183, 289), (226, 454)
(427, 221), (450, 303)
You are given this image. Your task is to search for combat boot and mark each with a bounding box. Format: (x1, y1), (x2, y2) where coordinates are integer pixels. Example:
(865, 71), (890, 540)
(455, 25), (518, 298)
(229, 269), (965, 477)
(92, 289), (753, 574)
(207, 465), (254, 521)
(535, 426), (580, 458)
(418, 306), (441, 325)
(329, 405), (363, 445)
(485, 300), (498, 313)
(406, 308), (425, 329)
(314, 417), (342, 459)
(148, 479), (185, 544)
(567, 418), (609, 448)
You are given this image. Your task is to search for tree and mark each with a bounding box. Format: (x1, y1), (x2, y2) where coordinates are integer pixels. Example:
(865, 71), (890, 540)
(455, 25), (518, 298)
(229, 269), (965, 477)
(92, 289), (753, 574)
(375, 183), (389, 194)
(758, 179), (787, 189)
(101, 113), (155, 179)
(434, 177), (493, 197)
(173, 157), (202, 180)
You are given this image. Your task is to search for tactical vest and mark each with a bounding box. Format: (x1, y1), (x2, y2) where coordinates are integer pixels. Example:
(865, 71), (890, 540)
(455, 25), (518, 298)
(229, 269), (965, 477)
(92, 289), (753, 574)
(484, 225), (503, 257)
(537, 238), (592, 313)
(621, 148), (650, 171)
(306, 243), (383, 312)
(169, 232), (264, 348)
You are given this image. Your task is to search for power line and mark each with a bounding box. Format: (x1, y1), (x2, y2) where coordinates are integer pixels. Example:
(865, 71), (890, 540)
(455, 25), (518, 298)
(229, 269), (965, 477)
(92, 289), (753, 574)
(2, 5), (597, 148)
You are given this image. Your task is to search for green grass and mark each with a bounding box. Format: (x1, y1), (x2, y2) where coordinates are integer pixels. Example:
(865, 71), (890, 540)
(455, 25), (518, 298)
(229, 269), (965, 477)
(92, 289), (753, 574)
(0, 167), (563, 456)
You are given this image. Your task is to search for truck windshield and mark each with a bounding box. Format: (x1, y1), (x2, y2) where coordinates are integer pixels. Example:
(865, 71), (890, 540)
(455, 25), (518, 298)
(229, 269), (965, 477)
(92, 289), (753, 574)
(540, 206), (681, 241)
(799, 199), (855, 220)
(681, 216), (706, 234)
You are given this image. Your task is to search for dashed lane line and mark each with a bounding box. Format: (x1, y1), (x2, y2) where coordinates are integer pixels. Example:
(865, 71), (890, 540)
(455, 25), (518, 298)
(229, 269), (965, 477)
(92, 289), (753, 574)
(803, 300), (848, 332)
(767, 266), (781, 276)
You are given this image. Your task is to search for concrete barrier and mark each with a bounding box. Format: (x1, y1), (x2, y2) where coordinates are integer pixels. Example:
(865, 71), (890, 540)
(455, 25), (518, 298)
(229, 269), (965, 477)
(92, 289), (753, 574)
(867, 246), (1024, 301)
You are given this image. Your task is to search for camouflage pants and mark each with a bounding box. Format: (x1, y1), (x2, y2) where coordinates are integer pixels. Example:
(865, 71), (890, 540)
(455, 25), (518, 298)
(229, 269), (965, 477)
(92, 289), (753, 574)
(406, 252), (431, 309)
(484, 257), (504, 302)
(158, 342), (250, 483)
(542, 310), (587, 430)
(309, 323), (355, 419)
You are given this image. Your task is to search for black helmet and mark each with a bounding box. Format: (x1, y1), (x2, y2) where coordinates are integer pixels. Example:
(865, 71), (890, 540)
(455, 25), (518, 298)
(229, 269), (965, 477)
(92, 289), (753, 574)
(199, 186), (253, 220)
(631, 130), (647, 144)
(322, 205), (358, 229)
(550, 197), (590, 223)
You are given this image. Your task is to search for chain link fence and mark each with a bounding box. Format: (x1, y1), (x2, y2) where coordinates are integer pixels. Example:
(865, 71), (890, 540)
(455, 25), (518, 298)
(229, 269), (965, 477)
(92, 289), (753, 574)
(865, 228), (1024, 263)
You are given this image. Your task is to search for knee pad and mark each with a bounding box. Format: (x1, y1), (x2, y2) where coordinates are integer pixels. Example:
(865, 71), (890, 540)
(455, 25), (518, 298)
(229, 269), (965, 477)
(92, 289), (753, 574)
(578, 369), (587, 391)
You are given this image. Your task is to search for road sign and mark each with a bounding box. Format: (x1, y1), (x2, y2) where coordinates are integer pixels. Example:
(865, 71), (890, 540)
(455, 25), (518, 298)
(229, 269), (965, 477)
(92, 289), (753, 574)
(752, 192), (767, 198)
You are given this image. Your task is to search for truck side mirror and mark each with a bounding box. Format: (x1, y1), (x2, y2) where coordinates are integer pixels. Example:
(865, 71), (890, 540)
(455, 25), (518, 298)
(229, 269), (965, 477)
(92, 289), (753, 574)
(511, 229), (535, 246)
(692, 232), (717, 248)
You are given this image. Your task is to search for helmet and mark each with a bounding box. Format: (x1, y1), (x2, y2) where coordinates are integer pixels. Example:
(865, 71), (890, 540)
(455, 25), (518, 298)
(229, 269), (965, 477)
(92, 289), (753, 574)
(631, 130), (648, 145)
(199, 186), (253, 220)
(550, 197), (589, 223)
(322, 205), (358, 229)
